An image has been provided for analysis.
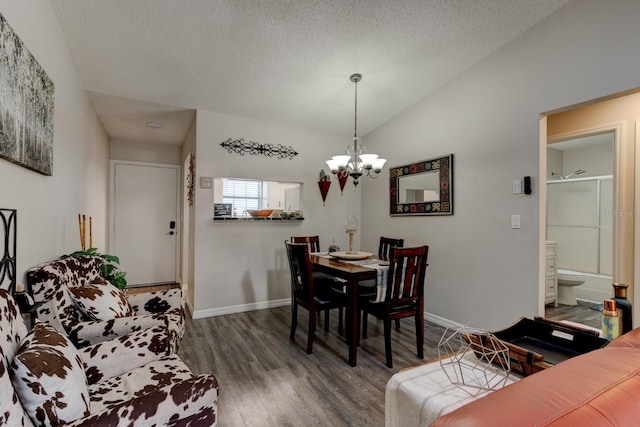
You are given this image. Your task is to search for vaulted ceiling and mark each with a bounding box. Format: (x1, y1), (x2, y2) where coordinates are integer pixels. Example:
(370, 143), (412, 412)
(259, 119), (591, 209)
(50, 0), (571, 145)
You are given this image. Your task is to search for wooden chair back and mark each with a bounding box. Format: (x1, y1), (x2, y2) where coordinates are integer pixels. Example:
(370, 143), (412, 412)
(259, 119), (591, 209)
(290, 235), (321, 253)
(385, 246), (429, 308)
(378, 237), (404, 261)
(285, 241), (315, 302)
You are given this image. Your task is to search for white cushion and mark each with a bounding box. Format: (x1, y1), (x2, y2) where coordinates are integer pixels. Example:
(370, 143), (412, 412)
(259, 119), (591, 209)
(11, 322), (90, 426)
(69, 281), (134, 320)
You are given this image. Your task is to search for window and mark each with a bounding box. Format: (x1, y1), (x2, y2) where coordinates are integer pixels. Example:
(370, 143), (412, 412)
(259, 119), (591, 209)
(222, 178), (268, 215)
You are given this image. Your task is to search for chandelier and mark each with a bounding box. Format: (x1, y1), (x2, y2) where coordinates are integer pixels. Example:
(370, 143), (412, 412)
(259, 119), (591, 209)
(325, 74), (386, 187)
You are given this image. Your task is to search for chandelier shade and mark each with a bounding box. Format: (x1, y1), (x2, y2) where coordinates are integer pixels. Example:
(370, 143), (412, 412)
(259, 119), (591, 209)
(325, 74), (386, 187)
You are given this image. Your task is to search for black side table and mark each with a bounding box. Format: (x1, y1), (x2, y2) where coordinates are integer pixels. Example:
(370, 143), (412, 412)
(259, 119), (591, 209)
(15, 294), (42, 329)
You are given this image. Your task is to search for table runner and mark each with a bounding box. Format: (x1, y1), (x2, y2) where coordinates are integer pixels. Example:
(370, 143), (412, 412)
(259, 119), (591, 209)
(311, 252), (389, 302)
(341, 258), (389, 303)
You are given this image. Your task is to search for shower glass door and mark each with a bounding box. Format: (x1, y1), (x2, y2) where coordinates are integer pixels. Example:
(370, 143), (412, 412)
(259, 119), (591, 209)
(546, 176), (613, 275)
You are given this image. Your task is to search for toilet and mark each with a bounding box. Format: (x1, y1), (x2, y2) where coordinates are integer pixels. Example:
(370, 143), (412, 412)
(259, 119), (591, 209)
(557, 269), (586, 306)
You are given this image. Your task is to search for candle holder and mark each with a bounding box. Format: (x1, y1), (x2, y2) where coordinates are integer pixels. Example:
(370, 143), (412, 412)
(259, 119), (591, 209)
(345, 214), (358, 254)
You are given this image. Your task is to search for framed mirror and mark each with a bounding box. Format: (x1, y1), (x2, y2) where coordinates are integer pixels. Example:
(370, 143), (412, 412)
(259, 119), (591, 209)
(390, 154), (454, 216)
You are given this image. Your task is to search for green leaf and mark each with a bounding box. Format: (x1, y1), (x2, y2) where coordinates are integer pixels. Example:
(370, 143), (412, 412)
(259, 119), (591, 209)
(100, 254), (120, 264)
(59, 247), (127, 290)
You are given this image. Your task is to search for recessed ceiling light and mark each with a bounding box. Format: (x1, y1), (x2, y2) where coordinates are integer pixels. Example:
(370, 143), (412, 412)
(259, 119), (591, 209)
(146, 121), (163, 129)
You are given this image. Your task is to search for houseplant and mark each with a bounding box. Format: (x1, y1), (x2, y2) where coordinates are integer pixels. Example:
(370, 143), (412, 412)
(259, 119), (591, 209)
(61, 248), (127, 290)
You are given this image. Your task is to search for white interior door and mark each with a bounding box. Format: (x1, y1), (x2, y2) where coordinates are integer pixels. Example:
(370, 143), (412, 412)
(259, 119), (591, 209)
(111, 161), (180, 286)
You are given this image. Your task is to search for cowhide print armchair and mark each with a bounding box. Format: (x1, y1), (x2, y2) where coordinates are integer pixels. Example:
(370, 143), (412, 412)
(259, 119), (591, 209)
(27, 256), (185, 352)
(0, 289), (218, 426)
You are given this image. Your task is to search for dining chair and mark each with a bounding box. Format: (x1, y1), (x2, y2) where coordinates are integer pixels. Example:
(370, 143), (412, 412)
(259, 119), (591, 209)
(359, 236), (405, 293)
(290, 235), (322, 252)
(360, 245), (429, 368)
(378, 237), (405, 261)
(285, 241), (347, 354)
(359, 237), (405, 330)
(292, 234), (347, 294)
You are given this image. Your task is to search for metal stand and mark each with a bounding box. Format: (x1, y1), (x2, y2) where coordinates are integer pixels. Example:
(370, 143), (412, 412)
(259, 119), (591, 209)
(438, 323), (511, 396)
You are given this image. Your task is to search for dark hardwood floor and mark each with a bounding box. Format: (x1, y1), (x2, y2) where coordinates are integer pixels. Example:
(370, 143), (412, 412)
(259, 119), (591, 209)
(178, 306), (446, 427)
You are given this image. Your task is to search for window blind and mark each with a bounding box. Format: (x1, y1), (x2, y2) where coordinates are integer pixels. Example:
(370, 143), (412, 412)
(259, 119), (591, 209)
(222, 178), (268, 214)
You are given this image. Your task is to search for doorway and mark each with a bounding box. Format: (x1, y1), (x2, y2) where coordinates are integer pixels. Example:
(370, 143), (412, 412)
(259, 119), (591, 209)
(110, 160), (180, 286)
(539, 90), (640, 328)
(544, 132), (614, 329)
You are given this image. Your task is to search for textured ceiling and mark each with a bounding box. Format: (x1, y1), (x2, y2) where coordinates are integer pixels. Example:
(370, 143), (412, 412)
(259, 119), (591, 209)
(50, 0), (571, 145)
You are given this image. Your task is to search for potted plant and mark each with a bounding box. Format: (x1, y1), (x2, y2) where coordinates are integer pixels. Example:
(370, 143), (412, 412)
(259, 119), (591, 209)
(61, 248), (127, 290)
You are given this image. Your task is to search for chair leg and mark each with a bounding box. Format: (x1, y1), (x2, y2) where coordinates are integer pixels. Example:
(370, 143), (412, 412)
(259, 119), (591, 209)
(395, 319), (401, 331)
(362, 310), (368, 339)
(338, 307), (344, 335)
(324, 308), (330, 332)
(290, 302), (298, 341)
(415, 313), (424, 359)
(356, 309), (361, 346)
(307, 308), (316, 354)
(384, 319), (393, 368)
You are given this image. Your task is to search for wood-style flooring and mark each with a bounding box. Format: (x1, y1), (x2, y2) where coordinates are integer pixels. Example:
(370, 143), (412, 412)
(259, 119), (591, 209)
(175, 300), (600, 426)
(178, 306), (446, 427)
(545, 300), (601, 330)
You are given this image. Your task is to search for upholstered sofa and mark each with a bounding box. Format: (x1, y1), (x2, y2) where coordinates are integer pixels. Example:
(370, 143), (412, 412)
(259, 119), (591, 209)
(26, 256), (184, 352)
(0, 289), (218, 426)
(431, 327), (640, 426)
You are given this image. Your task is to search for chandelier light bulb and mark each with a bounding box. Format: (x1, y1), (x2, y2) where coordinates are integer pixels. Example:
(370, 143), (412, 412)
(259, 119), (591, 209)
(372, 158), (387, 172)
(333, 155), (350, 169)
(326, 159), (339, 173)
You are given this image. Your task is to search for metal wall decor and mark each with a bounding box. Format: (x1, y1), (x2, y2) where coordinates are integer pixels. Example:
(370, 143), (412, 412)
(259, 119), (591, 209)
(220, 138), (298, 160)
(0, 209), (17, 293)
(0, 13), (55, 175)
(187, 153), (195, 206)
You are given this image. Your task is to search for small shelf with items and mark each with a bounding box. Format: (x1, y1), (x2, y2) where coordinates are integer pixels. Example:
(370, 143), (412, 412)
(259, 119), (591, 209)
(213, 205), (303, 221)
(213, 216), (304, 222)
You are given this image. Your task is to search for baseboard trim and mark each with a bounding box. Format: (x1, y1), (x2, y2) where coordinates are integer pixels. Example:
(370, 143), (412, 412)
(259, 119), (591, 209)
(191, 299), (461, 329)
(424, 311), (464, 330)
(185, 295), (195, 316)
(192, 298), (291, 319)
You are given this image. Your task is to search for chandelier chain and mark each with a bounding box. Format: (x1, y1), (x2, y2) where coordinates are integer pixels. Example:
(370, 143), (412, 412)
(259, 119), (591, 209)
(354, 77), (358, 138)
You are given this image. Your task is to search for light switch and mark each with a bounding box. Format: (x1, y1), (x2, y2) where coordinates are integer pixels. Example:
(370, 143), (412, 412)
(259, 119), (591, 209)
(199, 176), (213, 189)
(511, 215), (521, 229)
(513, 180), (522, 194)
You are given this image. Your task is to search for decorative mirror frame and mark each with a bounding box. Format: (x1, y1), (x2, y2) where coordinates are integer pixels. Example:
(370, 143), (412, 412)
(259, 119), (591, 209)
(389, 154), (454, 216)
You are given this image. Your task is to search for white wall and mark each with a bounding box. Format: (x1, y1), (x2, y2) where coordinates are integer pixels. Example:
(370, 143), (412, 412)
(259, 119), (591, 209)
(111, 139), (181, 165)
(360, 0), (640, 328)
(547, 148), (563, 180)
(563, 142), (614, 179)
(0, 1), (109, 287)
(192, 110), (359, 316)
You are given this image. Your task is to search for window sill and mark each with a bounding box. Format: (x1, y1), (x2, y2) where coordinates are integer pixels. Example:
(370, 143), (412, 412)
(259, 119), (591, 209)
(213, 216), (304, 222)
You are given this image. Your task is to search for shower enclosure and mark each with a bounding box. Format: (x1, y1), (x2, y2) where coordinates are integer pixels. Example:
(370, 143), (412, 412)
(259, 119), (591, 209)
(546, 175), (613, 302)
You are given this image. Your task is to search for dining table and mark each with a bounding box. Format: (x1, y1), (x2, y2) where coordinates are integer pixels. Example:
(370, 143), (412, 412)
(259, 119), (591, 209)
(309, 252), (381, 367)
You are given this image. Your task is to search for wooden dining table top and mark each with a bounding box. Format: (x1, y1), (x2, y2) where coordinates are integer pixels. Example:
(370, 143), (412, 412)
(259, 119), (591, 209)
(308, 253), (378, 279)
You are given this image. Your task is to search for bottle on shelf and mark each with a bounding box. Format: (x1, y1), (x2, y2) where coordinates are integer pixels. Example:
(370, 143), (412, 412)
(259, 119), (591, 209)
(602, 299), (621, 340)
(612, 283), (632, 334)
